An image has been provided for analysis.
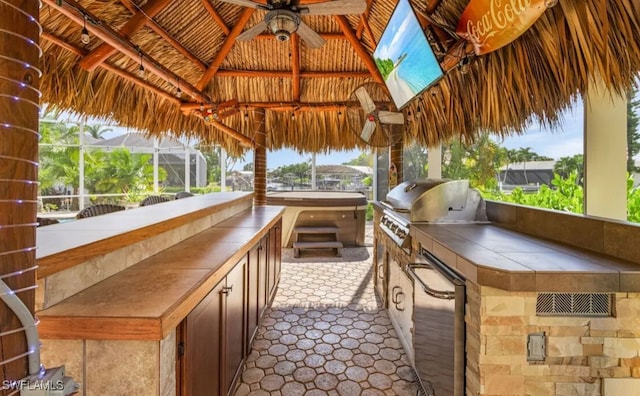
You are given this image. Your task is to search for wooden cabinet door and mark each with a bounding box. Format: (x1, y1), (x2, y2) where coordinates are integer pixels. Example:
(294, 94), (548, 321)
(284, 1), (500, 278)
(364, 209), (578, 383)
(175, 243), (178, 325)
(266, 232), (277, 302)
(182, 281), (224, 396)
(224, 259), (246, 395)
(270, 222), (282, 292)
(257, 239), (268, 317)
(246, 246), (260, 350)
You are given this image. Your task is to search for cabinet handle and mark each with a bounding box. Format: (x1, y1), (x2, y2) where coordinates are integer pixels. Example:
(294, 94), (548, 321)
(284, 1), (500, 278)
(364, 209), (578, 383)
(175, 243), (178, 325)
(378, 264), (384, 279)
(391, 286), (401, 304)
(395, 291), (405, 312)
(221, 285), (233, 295)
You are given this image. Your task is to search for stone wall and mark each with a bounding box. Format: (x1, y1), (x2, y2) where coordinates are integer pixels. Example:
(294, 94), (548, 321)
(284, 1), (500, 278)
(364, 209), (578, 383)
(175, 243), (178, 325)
(470, 284), (640, 395)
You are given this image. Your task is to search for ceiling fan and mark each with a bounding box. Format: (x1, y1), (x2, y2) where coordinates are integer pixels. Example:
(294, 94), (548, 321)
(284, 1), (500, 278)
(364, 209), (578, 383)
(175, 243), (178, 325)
(347, 83), (405, 147)
(218, 0), (367, 48)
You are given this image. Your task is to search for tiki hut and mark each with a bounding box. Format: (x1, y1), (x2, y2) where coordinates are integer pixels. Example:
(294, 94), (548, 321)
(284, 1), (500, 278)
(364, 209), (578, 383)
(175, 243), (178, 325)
(2, 0), (640, 393)
(36, 0), (640, 155)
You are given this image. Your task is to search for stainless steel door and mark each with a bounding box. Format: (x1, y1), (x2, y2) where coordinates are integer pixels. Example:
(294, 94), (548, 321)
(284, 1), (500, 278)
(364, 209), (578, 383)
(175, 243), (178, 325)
(408, 252), (465, 396)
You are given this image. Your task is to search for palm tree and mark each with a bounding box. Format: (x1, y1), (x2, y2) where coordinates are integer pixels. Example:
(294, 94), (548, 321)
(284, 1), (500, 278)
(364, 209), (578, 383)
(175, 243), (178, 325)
(516, 147), (536, 184)
(84, 124), (113, 140)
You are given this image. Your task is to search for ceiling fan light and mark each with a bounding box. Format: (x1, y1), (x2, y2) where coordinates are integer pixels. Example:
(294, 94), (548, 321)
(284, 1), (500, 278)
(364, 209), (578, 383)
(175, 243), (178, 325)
(266, 10), (299, 42)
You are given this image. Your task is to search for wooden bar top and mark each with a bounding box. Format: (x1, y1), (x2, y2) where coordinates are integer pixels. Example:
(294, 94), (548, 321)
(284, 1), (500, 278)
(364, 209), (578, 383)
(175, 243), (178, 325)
(412, 223), (640, 292)
(37, 206), (284, 341)
(37, 192), (252, 278)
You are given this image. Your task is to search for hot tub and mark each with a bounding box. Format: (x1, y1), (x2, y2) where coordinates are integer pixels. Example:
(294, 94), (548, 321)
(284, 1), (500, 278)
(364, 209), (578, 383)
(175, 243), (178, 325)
(266, 191), (368, 247)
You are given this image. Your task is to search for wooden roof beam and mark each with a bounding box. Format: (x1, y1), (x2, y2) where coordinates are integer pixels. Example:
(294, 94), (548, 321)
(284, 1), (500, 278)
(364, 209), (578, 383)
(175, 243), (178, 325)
(255, 33), (345, 40)
(334, 15), (383, 83)
(196, 8), (255, 90)
(78, 0), (173, 71)
(120, 0), (208, 71)
(182, 101), (367, 112)
(215, 70), (371, 78)
(291, 33), (301, 101)
(201, 0), (230, 35)
(210, 119), (254, 148)
(44, 0), (210, 103)
(42, 31), (181, 104)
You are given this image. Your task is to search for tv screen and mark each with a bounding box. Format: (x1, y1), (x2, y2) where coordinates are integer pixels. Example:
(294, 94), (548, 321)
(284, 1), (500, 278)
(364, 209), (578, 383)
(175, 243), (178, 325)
(373, 0), (444, 110)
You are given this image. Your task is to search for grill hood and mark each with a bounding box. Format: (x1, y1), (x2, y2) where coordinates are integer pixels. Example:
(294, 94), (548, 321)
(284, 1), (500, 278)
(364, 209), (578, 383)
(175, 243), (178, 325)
(383, 179), (487, 223)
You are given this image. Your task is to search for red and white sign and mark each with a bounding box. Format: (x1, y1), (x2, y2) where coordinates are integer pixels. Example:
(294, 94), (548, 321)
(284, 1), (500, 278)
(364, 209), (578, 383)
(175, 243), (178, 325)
(456, 0), (549, 55)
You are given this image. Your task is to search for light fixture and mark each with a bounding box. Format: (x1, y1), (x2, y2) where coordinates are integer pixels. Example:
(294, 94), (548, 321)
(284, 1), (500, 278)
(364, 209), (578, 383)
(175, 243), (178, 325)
(460, 57), (471, 75)
(291, 112), (295, 120)
(137, 52), (145, 78)
(80, 17), (90, 45)
(199, 103), (204, 112)
(175, 79), (181, 97)
(265, 10), (299, 42)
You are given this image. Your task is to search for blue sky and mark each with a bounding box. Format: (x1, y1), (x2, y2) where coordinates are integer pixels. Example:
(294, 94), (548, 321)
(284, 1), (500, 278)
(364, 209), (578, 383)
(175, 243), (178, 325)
(57, 89), (639, 171)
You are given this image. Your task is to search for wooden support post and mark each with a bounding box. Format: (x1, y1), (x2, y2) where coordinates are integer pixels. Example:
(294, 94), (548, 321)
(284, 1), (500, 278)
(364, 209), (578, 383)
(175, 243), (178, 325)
(253, 109), (267, 206)
(390, 137), (404, 186)
(0, 0), (39, 386)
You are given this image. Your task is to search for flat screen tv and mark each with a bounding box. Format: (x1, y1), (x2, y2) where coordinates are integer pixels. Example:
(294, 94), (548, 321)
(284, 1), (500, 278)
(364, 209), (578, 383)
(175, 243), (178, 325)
(373, 0), (444, 110)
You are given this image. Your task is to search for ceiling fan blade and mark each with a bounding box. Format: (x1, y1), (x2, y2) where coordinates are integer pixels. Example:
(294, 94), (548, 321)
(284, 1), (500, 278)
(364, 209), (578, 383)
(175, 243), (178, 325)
(378, 111), (404, 125)
(216, 0), (264, 9)
(296, 21), (326, 49)
(301, 0), (367, 15)
(355, 86), (376, 114)
(237, 21), (268, 41)
(360, 119), (376, 142)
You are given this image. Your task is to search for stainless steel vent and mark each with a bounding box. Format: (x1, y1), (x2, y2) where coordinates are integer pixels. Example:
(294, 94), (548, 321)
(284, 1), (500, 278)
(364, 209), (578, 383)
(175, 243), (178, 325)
(536, 293), (613, 316)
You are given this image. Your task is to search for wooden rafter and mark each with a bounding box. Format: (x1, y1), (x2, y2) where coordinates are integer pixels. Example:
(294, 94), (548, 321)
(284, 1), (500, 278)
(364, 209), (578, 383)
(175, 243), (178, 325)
(201, 0), (230, 35)
(291, 33), (301, 101)
(210, 119), (254, 147)
(255, 33), (345, 40)
(42, 31), (181, 105)
(119, 0), (208, 71)
(78, 0), (173, 71)
(214, 70), (371, 78)
(181, 101), (369, 112)
(334, 15), (383, 83)
(43, 0), (210, 103)
(196, 8), (255, 90)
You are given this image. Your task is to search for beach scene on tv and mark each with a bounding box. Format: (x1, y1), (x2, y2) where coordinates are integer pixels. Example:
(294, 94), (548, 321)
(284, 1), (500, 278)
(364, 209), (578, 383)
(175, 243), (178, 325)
(373, 0), (444, 109)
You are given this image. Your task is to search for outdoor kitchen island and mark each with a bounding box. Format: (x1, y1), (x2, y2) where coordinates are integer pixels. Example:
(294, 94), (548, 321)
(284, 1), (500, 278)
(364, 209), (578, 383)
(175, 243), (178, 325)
(35, 193), (284, 396)
(374, 199), (640, 396)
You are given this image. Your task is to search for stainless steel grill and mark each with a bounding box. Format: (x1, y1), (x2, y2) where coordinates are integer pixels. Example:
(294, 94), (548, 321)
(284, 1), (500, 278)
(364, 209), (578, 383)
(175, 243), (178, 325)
(379, 179), (487, 252)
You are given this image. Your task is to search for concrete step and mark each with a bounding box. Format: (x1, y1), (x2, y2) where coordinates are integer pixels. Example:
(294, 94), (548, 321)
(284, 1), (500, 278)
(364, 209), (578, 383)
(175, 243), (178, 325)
(293, 241), (343, 258)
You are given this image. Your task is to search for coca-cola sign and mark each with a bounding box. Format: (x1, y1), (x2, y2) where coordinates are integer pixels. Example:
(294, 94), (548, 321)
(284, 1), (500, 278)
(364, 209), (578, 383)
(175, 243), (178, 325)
(456, 0), (550, 55)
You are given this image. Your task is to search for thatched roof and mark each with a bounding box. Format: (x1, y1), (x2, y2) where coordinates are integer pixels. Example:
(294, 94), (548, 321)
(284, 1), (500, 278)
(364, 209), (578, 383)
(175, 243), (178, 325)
(39, 0), (640, 156)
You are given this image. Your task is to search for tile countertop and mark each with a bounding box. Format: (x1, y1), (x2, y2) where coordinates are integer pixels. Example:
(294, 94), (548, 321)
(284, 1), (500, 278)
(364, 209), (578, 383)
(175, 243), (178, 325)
(37, 206), (284, 341)
(411, 223), (640, 292)
(36, 192), (253, 278)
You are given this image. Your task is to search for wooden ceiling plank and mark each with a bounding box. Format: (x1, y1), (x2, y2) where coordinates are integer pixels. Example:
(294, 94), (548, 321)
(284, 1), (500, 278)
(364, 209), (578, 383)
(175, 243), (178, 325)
(356, 0), (373, 39)
(119, 0), (208, 71)
(291, 33), (301, 101)
(201, 0), (231, 35)
(334, 15), (383, 83)
(362, 18), (376, 46)
(78, 0), (173, 71)
(44, 0), (210, 103)
(42, 31), (181, 104)
(196, 8), (255, 90)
